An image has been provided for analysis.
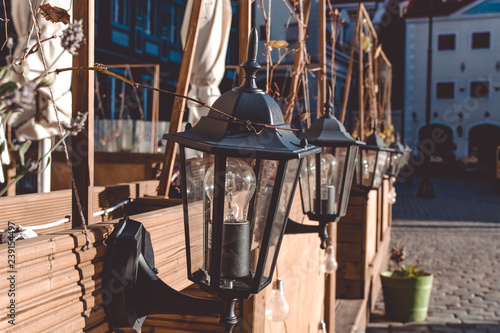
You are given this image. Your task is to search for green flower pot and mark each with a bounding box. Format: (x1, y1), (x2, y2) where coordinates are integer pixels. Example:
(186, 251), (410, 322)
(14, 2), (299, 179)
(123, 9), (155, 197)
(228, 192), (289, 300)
(380, 271), (434, 322)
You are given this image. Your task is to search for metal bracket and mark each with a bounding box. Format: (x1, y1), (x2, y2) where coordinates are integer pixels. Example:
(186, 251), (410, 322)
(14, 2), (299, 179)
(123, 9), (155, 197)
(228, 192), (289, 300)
(103, 216), (225, 332)
(285, 218), (329, 249)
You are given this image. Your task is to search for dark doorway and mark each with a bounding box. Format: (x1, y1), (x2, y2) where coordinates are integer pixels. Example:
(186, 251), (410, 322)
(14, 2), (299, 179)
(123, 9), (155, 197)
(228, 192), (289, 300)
(418, 124), (456, 164)
(468, 124), (500, 176)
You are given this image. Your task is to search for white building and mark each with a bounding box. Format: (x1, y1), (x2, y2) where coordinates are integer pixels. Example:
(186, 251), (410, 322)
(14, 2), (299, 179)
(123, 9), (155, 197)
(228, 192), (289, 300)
(404, 0), (500, 171)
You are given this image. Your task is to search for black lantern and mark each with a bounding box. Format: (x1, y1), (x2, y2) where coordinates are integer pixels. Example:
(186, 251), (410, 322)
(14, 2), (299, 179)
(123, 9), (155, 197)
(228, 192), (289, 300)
(286, 87), (363, 248)
(403, 144), (412, 168)
(102, 29), (321, 333)
(387, 134), (406, 178)
(355, 130), (394, 192)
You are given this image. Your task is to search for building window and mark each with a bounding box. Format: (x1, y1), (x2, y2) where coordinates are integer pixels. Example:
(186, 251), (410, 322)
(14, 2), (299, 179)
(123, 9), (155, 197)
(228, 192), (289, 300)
(438, 34), (455, 51)
(436, 82), (454, 99)
(170, 1), (183, 47)
(111, 0), (130, 28)
(470, 81), (489, 98)
(472, 32), (490, 49)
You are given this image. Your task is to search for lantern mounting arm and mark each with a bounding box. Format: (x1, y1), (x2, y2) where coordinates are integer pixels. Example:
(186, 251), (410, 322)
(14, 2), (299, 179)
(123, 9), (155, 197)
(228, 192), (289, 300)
(285, 218), (329, 249)
(103, 217), (237, 333)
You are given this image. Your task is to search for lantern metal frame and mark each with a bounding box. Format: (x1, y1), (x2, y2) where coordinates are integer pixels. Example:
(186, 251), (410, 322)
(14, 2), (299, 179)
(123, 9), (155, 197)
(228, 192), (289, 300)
(103, 29), (319, 333)
(387, 135), (406, 178)
(354, 131), (395, 192)
(285, 87), (364, 248)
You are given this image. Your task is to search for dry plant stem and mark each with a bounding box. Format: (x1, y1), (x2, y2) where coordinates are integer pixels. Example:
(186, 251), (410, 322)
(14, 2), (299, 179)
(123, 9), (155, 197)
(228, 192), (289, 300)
(1, 0), (8, 50)
(24, 34), (62, 60)
(52, 66), (302, 133)
(260, 0), (271, 93)
(280, 0), (306, 27)
(285, 0), (311, 125)
(27, 1), (92, 249)
(327, 1), (340, 100)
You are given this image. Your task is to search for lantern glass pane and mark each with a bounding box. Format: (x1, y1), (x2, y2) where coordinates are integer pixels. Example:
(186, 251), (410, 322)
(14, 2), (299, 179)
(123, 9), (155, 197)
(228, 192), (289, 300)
(390, 153), (401, 176)
(249, 160), (278, 275)
(262, 159), (300, 281)
(184, 148), (214, 285)
(372, 151), (389, 189)
(360, 149), (377, 188)
(339, 146), (358, 215)
(299, 155), (315, 214)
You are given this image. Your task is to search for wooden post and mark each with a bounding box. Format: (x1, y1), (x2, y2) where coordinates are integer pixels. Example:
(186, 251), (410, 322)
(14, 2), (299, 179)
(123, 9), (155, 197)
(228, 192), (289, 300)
(151, 64), (160, 153)
(71, 1), (94, 227)
(358, 18), (365, 140)
(324, 223), (337, 332)
(339, 6), (361, 125)
(318, 0), (327, 117)
(284, 0), (311, 124)
(157, 0), (203, 197)
(239, 0), (252, 84)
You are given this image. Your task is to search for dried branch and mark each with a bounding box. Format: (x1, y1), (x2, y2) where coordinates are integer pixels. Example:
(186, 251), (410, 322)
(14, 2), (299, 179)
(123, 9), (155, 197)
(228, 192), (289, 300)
(1, 0), (9, 50)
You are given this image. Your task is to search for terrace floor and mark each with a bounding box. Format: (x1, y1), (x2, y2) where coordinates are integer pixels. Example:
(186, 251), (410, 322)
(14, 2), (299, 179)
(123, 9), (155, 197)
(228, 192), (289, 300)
(367, 177), (500, 333)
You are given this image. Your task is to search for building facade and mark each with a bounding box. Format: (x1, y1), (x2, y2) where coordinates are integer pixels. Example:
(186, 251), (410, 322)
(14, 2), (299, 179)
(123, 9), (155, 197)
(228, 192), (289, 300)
(404, 0), (500, 172)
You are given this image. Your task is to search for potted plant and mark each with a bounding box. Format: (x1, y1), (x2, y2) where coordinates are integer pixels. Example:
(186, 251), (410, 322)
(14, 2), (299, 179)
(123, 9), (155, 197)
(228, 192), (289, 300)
(380, 242), (434, 322)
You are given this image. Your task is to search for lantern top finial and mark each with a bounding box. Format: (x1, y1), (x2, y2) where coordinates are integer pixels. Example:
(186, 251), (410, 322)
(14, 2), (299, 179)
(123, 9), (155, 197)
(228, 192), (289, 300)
(237, 28), (261, 93)
(324, 85), (334, 118)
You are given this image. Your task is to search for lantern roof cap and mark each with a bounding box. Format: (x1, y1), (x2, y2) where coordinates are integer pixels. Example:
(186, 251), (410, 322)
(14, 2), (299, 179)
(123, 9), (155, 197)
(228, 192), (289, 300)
(364, 131), (393, 151)
(303, 86), (363, 147)
(164, 28), (320, 159)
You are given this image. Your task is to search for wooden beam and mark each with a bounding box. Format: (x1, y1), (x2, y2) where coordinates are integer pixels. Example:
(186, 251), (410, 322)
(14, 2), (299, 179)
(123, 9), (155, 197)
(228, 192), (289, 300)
(239, 0), (252, 84)
(157, 0), (203, 197)
(358, 14), (365, 140)
(360, 4), (378, 45)
(284, 0), (312, 124)
(339, 6), (361, 125)
(151, 64), (160, 153)
(324, 223), (337, 332)
(71, 1), (94, 227)
(318, 0), (327, 118)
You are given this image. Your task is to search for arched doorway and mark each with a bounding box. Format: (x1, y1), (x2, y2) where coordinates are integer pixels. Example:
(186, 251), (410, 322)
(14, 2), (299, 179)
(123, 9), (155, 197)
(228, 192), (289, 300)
(418, 124), (455, 164)
(468, 124), (500, 175)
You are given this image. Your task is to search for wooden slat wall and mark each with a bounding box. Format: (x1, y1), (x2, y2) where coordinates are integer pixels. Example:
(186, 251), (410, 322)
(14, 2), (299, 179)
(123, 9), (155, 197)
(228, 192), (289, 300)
(0, 203), (195, 333)
(0, 180), (159, 235)
(336, 182), (391, 301)
(335, 178), (393, 332)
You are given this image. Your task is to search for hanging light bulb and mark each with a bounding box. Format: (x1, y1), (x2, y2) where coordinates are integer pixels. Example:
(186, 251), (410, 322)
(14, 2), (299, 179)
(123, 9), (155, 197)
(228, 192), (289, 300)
(321, 245), (338, 274)
(265, 278), (290, 322)
(389, 186), (397, 205)
(204, 158), (257, 280)
(318, 321), (327, 333)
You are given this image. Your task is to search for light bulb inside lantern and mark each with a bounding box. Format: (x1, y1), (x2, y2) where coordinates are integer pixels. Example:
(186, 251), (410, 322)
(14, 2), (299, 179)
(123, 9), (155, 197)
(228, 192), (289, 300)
(204, 158), (257, 280)
(265, 278), (290, 322)
(204, 158), (256, 222)
(361, 152), (375, 186)
(311, 149), (338, 215)
(321, 245), (338, 274)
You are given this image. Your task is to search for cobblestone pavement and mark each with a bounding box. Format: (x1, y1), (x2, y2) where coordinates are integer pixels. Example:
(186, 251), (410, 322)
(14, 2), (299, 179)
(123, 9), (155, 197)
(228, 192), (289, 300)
(366, 177), (500, 333)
